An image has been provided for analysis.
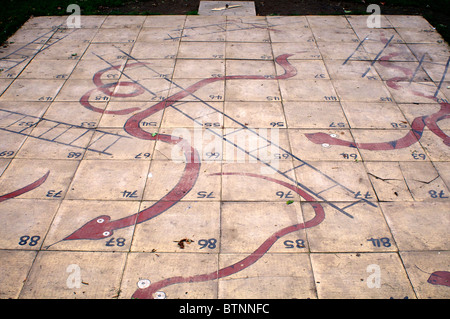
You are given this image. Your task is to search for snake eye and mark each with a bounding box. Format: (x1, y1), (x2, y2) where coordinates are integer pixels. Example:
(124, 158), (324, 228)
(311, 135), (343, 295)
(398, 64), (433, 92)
(155, 291), (166, 299)
(97, 218), (104, 223)
(102, 231), (110, 237)
(137, 279), (151, 289)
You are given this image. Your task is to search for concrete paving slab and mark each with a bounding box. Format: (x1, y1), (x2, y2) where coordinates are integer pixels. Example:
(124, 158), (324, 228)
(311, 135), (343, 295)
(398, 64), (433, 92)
(15, 125), (95, 159)
(174, 59), (225, 79)
(66, 159), (149, 200)
(0, 14), (448, 300)
(20, 251), (127, 298)
(365, 161), (414, 201)
(279, 79), (337, 101)
(292, 161), (376, 201)
(340, 101), (408, 129)
(132, 200), (220, 252)
(220, 201), (307, 253)
(400, 251), (450, 299)
(284, 101), (348, 129)
(1, 79), (64, 101)
(381, 202), (449, 250)
(226, 79), (280, 101)
(0, 199), (61, 250)
(316, 41), (371, 60)
(18, 59), (78, 80)
(161, 101), (223, 128)
(143, 161), (222, 200)
(399, 162), (449, 201)
(304, 201), (396, 252)
(0, 159), (79, 199)
(31, 42), (90, 61)
(311, 252), (416, 298)
(0, 250), (37, 298)
(0, 159), (11, 175)
(218, 253), (316, 299)
(223, 101), (284, 128)
(324, 60), (380, 80)
(226, 42), (272, 59)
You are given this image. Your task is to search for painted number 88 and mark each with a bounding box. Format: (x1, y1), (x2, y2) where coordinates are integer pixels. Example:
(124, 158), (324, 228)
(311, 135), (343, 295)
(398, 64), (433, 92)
(18, 235), (40, 246)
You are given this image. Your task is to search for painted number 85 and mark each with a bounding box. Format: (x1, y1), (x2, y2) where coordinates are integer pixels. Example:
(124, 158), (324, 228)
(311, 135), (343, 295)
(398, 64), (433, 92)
(283, 239), (305, 249)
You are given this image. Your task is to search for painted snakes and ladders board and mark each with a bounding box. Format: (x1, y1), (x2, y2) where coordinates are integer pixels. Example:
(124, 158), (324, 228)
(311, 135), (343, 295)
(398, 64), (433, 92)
(0, 15), (449, 299)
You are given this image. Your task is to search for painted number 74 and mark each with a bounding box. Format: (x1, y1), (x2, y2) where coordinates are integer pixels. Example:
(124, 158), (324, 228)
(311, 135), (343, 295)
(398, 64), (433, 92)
(354, 191), (372, 199)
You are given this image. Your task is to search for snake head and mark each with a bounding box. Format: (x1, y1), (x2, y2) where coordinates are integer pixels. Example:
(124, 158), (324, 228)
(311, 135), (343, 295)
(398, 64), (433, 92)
(428, 271), (450, 287)
(63, 215), (114, 241)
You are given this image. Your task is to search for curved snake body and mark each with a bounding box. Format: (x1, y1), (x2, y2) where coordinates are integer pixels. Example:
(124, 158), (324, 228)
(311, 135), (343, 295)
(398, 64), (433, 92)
(63, 54), (297, 241)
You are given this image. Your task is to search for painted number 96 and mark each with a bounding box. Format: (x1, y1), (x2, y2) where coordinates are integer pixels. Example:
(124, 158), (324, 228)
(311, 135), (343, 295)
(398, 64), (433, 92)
(198, 238), (217, 249)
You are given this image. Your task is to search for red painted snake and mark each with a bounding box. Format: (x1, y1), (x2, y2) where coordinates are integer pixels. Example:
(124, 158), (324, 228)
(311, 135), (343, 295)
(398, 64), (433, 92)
(60, 53), (297, 242)
(0, 171), (49, 203)
(132, 172), (325, 299)
(0, 42), (446, 296)
(53, 53), (324, 298)
(306, 35), (450, 149)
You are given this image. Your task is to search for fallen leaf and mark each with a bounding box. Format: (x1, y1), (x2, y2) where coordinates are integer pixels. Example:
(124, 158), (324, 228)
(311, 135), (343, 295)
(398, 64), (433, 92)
(176, 238), (193, 249)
